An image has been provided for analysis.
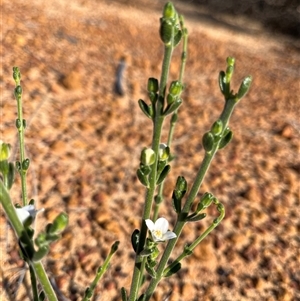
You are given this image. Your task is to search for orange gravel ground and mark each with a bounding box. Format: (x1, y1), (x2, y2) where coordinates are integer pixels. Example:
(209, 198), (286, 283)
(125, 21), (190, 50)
(1, 0), (299, 300)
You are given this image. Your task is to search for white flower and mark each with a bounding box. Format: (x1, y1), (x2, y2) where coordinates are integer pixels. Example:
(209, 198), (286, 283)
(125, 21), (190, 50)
(15, 205), (44, 224)
(145, 217), (177, 242)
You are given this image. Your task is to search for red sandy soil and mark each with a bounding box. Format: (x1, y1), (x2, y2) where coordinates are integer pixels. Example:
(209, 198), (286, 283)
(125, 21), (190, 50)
(1, 0), (299, 300)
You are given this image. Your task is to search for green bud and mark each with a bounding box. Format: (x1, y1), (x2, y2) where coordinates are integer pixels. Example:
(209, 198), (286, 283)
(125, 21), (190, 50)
(160, 19), (174, 44)
(14, 85), (22, 99)
(211, 120), (223, 136)
(218, 130), (233, 149)
(171, 112), (178, 124)
(48, 212), (68, 235)
(140, 148), (156, 166)
(162, 2), (176, 19)
(237, 75), (252, 100)
(158, 143), (170, 161)
(111, 241), (119, 254)
(13, 66), (21, 84)
(154, 194), (163, 205)
(15, 118), (22, 129)
(225, 65), (234, 84)
(0, 142), (11, 161)
(226, 57), (235, 67)
(175, 176), (187, 193)
(22, 158), (30, 171)
(147, 78), (159, 93)
(197, 192), (213, 212)
(202, 132), (215, 153)
(169, 81), (182, 96)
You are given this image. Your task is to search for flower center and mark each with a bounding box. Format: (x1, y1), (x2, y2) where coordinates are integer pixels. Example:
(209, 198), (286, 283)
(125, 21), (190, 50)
(153, 230), (163, 239)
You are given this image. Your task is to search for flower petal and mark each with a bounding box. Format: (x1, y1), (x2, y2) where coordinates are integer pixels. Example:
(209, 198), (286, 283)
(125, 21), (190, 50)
(162, 231), (177, 241)
(155, 217), (169, 234)
(145, 219), (155, 231)
(15, 207), (31, 223)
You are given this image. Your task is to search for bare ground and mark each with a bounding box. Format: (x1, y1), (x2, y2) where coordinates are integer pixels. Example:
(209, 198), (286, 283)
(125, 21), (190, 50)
(1, 0), (300, 300)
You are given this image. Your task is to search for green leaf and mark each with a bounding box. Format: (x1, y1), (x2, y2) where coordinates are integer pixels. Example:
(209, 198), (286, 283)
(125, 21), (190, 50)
(186, 213), (206, 222)
(156, 165), (171, 185)
(136, 168), (149, 187)
(138, 99), (153, 119)
(163, 98), (182, 116)
(218, 130), (233, 149)
(164, 262), (181, 277)
(131, 229), (139, 253)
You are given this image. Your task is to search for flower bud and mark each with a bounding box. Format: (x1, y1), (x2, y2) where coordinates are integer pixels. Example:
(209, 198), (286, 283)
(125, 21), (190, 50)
(162, 2), (176, 19)
(211, 120), (223, 136)
(147, 78), (159, 93)
(0, 141), (11, 161)
(141, 148), (156, 166)
(237, 75), (252, 100)
(197, 192), (213, 212)
(202, 132), (215, 153)
(158, 143), (170, 161)
(48, 212), (68, 235)
(169, 81), (182, 96)
(160, 19), (174, 44)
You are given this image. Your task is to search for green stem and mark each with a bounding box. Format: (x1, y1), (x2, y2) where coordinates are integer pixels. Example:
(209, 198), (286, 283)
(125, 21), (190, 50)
(14, 82), (28, 206)
(0, 181), (58, 301)
(143, 98), (237, 300)
(128, 43), (174, 301)
(82, 241), (119, 301)
(163, 201), (225, 277)
(153, 24), (188, 222)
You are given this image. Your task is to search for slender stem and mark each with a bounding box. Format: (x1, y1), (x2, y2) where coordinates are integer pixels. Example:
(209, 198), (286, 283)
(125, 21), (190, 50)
(0, 181), (58, 301)
(128, 43), (174, 301)
(152, 22), (188, 222)
(143, 98), (238, 300)
(29, 264), (39, 301)
(163, 201), (225, 277)
(14, 81), (28, 206)
(82, 241), (119, 301)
